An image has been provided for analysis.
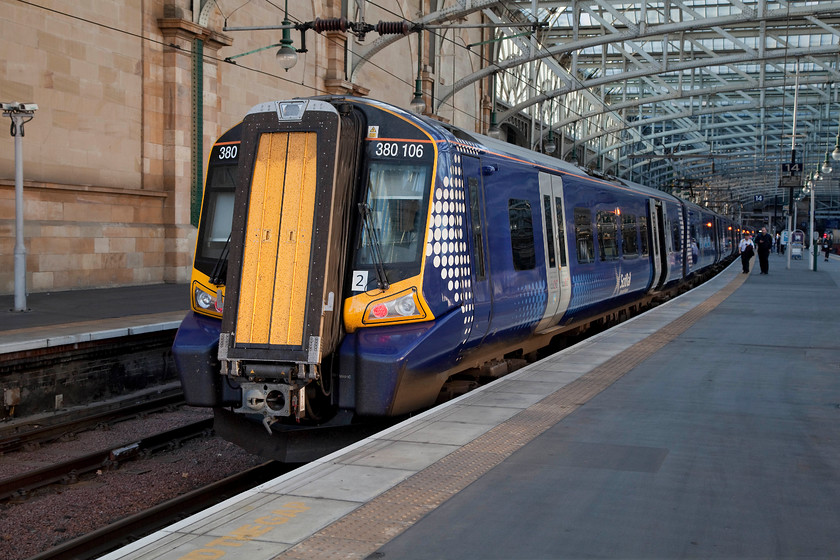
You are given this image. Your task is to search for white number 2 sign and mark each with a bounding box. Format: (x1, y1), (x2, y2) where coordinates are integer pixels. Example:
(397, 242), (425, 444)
(351, 270), (368, 292)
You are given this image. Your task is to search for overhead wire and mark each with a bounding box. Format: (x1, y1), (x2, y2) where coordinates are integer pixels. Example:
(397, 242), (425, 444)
(15, 0), (602, 136)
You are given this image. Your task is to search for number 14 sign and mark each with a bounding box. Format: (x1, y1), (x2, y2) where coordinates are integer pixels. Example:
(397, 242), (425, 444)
(782, 162), (802, 175)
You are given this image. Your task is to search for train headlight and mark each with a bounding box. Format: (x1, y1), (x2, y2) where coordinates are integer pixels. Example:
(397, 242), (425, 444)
(363, 288), (426, 324)
(192, 282), (223, 318)
(393, 294), (417, 316)
(195, 288), (214, 310)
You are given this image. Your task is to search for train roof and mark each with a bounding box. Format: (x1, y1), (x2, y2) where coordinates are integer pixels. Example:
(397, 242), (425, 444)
(421, 115), (683, 205)
(242, 96), (731, 222)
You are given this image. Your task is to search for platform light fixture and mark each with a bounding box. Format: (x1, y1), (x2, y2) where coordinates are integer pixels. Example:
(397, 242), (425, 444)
(821, 151), (833, 175)
(409, 30), (425, 114)
(544, 130), (556, 154)
(833, 108), (840, 161)
(487, 111), (504, 140)
(275, 0), (298, 71)
(409, 83), (425, 114)
(486, 71), (505, 140)
(544, 98), (556, 154)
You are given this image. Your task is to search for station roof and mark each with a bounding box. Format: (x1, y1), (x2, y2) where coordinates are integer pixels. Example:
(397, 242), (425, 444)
(387, 1), (840, 213)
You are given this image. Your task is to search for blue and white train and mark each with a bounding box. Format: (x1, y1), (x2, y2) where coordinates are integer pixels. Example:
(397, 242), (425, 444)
(173, 96), (739, 462)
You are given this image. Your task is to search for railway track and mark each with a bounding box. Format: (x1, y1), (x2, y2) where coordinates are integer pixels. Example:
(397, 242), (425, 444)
(0, 389), (186, 454)
(0, 419), (214, 502)
(24, 461), (293, 560)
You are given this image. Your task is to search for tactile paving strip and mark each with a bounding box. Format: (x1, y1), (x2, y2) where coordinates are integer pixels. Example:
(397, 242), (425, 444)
(274, 272), (746, 560)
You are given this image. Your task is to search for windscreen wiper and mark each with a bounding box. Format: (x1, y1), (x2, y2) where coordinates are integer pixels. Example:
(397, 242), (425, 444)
(358, 202), (390, 290)
(209, 234), (230, 286)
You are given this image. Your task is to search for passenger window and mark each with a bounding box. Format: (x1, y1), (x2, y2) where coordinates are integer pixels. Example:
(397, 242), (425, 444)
(468, 178), (486, 280)
(574, 208), (594, 264)
(597, 210), (619, 261)
(554, 196), (567, 267)
(543, 195), (556, 268)
(671, 219), (681, 253)
(639, 214), (650, 257)
(622, 213), (639, 258)
(508, 199), (536, 270)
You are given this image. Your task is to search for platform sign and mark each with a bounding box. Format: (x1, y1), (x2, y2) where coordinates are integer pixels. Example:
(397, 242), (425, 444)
(754, 194), (764, 203)
(779, 174), (802, 187)
(781, 230), (789, 245)
(781, 162), (803, 175)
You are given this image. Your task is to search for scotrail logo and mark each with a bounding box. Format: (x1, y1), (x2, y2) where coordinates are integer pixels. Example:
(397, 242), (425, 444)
(613, 270), (631, 295)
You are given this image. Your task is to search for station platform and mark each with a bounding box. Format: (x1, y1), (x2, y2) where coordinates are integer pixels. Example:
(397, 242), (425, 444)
(100, 253), (840, 560)
(0, 283), (188, 355)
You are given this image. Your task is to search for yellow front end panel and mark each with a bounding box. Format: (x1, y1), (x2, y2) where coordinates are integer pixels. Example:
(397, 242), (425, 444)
(235, 132), (317, 347)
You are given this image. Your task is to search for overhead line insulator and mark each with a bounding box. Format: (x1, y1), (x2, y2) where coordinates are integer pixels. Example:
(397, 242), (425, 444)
(312, 17), (348, 33)
(375, 21), (412, 35)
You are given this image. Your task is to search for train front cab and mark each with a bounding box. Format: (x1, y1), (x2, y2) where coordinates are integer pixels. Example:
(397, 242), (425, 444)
(209, 99), (486, 435)
(216, 99), (367, 425)
(173, 125), (240, 407)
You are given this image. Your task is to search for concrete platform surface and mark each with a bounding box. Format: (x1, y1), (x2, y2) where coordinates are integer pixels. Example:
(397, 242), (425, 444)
(101, 254), (840, 560)
(0, 283), (188, 354)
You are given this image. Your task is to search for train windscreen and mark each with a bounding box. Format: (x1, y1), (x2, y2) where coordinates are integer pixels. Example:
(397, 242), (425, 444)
(194, 163), (236, 277)
(353, 161), (431, 287)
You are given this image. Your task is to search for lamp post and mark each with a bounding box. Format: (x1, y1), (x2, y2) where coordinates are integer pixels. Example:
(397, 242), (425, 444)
(2, 102), (37, 312)
(811, 154), (832, 270)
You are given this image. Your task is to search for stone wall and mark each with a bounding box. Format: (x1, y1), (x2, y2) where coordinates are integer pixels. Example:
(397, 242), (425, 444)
(0, 0), (486, 295)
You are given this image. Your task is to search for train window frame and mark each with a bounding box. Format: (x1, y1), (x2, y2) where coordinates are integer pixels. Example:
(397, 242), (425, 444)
(353, 160), (432, 286)
(194, 163), (237, 276)
(621, 213), (639, 259)
(468, 177), (486, 280)
(542, 195), (557, 268)
(596, 210), (619, 261)
(689, 222), (699, 265)
(554, 196), (567, 267)
(508, 198), (536, 271)
(574, 207), (594, 264)
(671, 218), (682, 254)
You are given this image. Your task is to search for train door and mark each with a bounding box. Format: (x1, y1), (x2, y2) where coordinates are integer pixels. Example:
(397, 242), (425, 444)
(220, 100), (360, 373)
(649, 199), (667, 290)
(461, 155), (492, 346)
(536, 173), (571, 332)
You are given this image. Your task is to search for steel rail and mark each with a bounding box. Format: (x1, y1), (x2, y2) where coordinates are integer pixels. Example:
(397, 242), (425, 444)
(0, 389), (185, 454)
(0, 418), (213, 502)
(24, 461), (292, 560)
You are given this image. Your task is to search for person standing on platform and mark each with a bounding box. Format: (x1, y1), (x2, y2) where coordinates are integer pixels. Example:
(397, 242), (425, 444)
(755, 227), (773, 274)
(775, 232), (781, 253)
(822, 236), (832, 261)
(739, 233), (755, 273)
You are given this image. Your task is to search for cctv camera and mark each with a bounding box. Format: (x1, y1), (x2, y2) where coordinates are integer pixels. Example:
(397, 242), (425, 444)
(0, 102), (38, 112)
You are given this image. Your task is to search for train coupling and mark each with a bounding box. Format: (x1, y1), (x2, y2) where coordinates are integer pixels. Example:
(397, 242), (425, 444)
(235, 381), (307, 431)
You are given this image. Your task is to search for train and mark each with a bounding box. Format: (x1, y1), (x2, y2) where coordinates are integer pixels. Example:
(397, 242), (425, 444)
(173, 96), (740, 462)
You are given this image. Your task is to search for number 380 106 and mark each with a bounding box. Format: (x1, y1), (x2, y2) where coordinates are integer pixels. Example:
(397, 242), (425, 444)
(374, 142), (424, 158)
